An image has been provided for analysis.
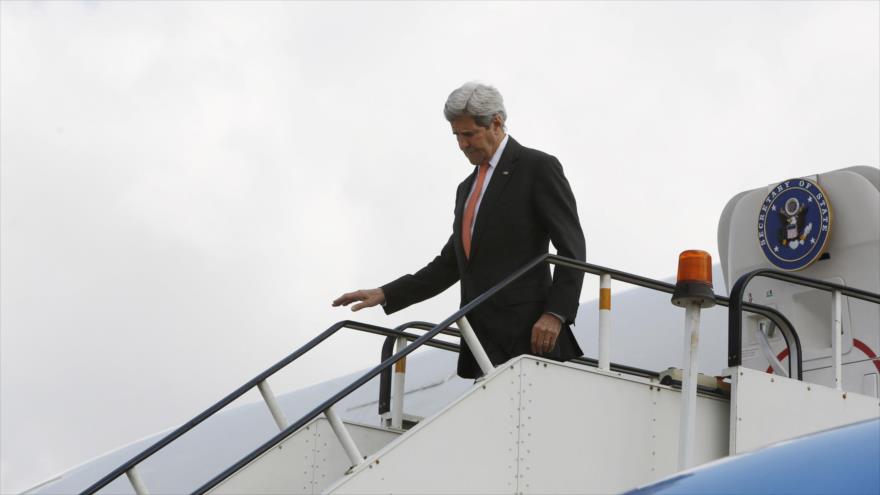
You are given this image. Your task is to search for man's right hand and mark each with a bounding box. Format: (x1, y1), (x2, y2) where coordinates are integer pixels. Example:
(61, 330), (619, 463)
(332, 288), (386, 312)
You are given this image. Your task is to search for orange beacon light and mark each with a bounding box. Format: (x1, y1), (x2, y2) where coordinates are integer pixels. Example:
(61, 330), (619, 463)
(671, 250), (716, 308)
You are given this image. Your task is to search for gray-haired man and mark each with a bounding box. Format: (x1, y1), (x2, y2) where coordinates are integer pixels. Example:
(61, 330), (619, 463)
(334, 82), (586, 378)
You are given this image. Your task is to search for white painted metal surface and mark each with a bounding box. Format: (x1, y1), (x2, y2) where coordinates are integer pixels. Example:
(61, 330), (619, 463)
(832, 289), (843, 390)
(456, 315), (495, 376)
(598, 273), (612, 371)
(125, 467), (149, 495)
(511, 361), (727, 494)
(728, 366), (880, 454)
(678, 303), (702, 470)
(211, 418), (399, 495)
(324, 407), (364, 468)
(258, 379), (289, 431)
(326, 356), (729, 495)
(865, 373), (879, 398)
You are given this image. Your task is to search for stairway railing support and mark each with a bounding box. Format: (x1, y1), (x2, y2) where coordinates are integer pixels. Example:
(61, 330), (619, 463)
(598, 273), (612, 371)
(457, 315), (495, 377)
(125, 466), (150, 495)
(257, 379), (289, 431)
(391, 336), (407, 429)
(325, 406), (364, 467)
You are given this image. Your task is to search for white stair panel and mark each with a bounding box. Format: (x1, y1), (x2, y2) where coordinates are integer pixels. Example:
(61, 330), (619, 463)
(326, 356), (729, 495)
(329, 361), (525, 494)
(211, 418), (399, 495)
(516, 361), (728, 494)
(730, 366), (880, 454)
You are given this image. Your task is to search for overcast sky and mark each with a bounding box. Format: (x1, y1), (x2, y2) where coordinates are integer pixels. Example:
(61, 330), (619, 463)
(1, 1), (878, 493)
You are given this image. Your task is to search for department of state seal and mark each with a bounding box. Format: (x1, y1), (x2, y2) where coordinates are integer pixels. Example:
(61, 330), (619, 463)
(757, 178), (832, 271)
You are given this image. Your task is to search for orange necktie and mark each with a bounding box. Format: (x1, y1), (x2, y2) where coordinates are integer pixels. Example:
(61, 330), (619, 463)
(462, 164), (489, 259)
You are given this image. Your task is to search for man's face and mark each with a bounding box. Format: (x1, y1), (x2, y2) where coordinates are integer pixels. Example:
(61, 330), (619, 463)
(451, 114), (505, 166)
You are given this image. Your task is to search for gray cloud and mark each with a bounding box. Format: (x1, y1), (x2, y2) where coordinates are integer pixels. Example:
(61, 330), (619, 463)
(1, 1), (877, 492)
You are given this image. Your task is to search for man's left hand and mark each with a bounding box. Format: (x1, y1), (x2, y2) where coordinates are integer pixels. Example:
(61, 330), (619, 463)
(531, 313), (562, 355)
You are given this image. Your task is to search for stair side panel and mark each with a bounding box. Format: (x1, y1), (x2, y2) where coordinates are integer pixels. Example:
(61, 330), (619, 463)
(210, 418), (398, 495)
(518, 362), (728, 494)
(730, 366), (880, 454)
(327, 357), (728, 495)
(211, 418), (320, 495)
(327, 362), (523, 494)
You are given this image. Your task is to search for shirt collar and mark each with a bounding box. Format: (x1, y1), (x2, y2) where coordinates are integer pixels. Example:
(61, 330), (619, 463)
(487, 134), (509, 169)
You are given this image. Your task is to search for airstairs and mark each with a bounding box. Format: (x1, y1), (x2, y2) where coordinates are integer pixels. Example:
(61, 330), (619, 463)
(79, 252), (880, 495)
(214, 355), (730, 495)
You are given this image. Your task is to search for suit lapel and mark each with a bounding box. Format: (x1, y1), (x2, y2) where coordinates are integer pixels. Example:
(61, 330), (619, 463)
(469, 137), (520, 261)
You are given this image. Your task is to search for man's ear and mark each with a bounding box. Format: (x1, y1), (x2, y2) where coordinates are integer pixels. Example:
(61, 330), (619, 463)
(492, 114), (504, 133)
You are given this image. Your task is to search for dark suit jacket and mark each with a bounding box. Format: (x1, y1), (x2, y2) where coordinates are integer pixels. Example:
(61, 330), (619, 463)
(381, 137), (586, 378)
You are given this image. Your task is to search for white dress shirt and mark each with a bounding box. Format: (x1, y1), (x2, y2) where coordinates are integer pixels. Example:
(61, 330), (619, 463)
(464, 134), (509, 237)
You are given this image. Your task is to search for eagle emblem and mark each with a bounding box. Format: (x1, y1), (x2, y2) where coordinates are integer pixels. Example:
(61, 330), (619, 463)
(757, 178), (832, 271)
(777, 197), (811, 249)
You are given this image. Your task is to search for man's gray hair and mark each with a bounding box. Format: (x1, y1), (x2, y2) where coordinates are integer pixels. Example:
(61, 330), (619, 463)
(443, 82), (507, 128)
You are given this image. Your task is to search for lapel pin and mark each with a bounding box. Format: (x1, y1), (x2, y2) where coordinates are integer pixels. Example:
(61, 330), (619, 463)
(502, 170), (509, 175)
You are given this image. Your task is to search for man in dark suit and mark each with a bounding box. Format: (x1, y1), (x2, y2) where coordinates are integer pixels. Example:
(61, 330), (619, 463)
(333, 82), (585, 378)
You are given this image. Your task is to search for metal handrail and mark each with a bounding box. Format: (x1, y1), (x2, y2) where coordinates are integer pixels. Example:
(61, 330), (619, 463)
(80, 320), (459, 495)
(190, 253), (804, 494)
(539, 257), (806, 378)
(728, 269), (880, 373)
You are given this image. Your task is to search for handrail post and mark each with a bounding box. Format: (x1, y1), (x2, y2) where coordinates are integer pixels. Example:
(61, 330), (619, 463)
(391, 336), (407, 429)
(831, 289), (843, 390)
(257, 379), (288, 431)
(125, 466), (150, 495)
(598, 274), (612, 371)
(456, 315), (495, 377)
(678, 302), (702, 470)
(324, 406), (363, 467)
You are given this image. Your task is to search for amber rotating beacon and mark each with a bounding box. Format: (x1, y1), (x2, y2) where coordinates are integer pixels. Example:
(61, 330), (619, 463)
(671, 250), (716, 308)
